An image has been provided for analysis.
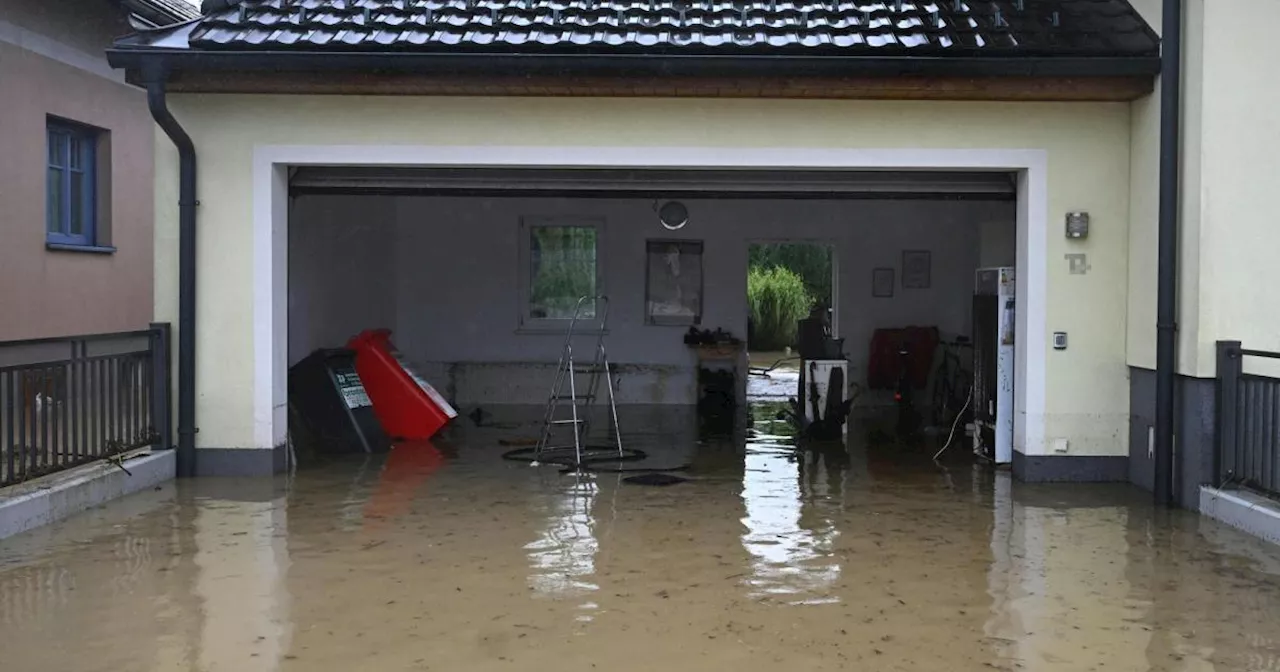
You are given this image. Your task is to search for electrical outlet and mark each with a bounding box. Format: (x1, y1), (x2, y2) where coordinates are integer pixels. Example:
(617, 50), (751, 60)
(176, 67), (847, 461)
(1052, 438), (1069, 454)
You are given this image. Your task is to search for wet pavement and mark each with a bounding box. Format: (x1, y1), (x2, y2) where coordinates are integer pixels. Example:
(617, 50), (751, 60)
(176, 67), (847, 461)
(3, 406), (1280, 671)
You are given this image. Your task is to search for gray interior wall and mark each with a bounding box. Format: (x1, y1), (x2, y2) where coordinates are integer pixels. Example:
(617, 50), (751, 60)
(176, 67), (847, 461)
(979, 219), (1017, 267)
(289, 194), (1015, 404)
(288, 195), (398, 363)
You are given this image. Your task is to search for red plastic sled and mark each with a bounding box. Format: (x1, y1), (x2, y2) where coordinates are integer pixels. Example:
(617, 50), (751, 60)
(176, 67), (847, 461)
(346, 329), (457, 441)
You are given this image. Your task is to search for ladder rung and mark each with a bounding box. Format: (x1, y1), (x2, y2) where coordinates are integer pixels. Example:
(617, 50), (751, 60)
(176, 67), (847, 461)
(550, 419), (585, 425)
(552, 394), (595, 401)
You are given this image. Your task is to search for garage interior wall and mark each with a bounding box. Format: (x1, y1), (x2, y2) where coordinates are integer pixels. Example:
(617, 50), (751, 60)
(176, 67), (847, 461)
(288, 194), (1015, 406)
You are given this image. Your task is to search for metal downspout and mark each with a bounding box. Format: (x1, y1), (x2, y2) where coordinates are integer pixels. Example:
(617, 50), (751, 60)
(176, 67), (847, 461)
(145, 78), (198, 478)
(1155, 0), (1182, 505)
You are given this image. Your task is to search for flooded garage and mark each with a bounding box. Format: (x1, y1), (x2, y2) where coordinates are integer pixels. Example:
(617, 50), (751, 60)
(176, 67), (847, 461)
(2, 407), (1280, 672)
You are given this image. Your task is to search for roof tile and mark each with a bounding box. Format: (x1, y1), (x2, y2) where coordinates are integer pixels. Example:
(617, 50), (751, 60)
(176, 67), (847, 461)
(172, 0), (1157, 57)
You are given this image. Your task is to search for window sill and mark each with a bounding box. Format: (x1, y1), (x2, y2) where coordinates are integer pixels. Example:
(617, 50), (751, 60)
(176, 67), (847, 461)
(46, 242), (116, 254)
(516, 323), (609, 336)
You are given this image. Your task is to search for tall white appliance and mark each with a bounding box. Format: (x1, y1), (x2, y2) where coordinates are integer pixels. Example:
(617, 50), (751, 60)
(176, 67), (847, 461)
(973, 267), (1015, 465)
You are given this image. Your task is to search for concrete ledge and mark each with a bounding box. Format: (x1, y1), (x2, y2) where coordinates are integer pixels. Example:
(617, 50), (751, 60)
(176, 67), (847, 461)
(0, 450), (175, 540)
(1200, 486), (1280, 546)
(1013, 451), (1129, 482)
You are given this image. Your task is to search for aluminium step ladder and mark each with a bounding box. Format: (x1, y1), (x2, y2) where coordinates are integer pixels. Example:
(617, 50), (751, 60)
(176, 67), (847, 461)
(535, 296), (624, 468)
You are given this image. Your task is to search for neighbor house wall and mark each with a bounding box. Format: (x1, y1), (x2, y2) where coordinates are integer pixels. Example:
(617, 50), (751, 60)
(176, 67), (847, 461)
(0, 1), (154, 341)
(155, 95), (1132, 470)
(1126, 0), (1280, 376)
(288, 195), (1009, 406)
(1195, 0), (1280, 372)
(1126, 0), (1280, 506)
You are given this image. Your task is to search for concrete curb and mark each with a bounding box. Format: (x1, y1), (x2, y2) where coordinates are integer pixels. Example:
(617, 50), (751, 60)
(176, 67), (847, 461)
(1200, 485), (1280, 546)
(0, 451), (176, 540)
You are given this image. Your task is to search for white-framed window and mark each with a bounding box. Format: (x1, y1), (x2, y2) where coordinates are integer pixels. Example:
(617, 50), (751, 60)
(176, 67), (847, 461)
(518, 216), (604, 329)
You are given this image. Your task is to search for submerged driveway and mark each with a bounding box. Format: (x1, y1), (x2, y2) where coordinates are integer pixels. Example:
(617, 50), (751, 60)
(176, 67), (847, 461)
(2, 409), (1279, 671)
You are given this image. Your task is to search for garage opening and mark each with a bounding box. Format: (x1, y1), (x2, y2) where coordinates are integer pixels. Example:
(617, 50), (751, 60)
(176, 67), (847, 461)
(283, 167), (1018, 468)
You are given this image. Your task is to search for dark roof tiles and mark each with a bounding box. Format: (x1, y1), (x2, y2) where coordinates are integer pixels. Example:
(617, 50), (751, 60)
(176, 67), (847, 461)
(173, 0), (1157, 56)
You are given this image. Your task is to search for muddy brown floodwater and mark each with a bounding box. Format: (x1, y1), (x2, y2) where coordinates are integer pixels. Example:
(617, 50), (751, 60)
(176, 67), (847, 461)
(3, 405), (1280, 672)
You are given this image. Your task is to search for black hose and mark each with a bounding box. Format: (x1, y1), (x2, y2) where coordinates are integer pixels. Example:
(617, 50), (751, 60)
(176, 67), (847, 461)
(500, 445), (690, 474)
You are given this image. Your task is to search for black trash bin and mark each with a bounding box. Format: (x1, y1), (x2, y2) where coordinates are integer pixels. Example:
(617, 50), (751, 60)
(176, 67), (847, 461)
(289, 348), (390, 455)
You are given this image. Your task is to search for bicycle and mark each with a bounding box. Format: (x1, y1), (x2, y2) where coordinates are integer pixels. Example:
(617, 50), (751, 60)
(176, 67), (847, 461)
(930, 337), (974, 430)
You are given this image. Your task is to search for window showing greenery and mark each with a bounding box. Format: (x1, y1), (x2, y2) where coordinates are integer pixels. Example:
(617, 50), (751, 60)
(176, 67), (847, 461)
(748, 243), (832, 305)
(529, 224), (598, 320)
(746, 242), (833, 351)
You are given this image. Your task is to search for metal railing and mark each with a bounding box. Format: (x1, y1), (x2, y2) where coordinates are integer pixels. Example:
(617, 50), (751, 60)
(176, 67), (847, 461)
(0, 324), (170, 487)
(1216, 340), (1280, 496)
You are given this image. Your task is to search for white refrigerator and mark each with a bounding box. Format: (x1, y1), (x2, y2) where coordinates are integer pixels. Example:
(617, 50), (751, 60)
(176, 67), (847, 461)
(973, 267), (1015, 465)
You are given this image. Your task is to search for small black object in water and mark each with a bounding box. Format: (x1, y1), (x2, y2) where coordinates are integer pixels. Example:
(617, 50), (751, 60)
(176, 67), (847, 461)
(623, 473), (689, 486)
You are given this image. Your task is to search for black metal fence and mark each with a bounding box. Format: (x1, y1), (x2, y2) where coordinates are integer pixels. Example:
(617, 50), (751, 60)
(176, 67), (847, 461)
(1216, 340), (1280, 496)
(0, 325), (170, 487)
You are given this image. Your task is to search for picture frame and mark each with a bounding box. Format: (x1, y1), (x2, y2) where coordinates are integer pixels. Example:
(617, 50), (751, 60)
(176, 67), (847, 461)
(645, 240), (704, 325)
(872, 267), (895, 298)
(902, 250), (931, 289)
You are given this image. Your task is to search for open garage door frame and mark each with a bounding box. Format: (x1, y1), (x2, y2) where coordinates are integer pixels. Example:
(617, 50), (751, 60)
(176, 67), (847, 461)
(254, 145), (1046, 463)
(288, 167), (1017, 201)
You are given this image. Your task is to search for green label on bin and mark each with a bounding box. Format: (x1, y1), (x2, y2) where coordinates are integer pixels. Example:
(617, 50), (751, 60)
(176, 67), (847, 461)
(334, 369), (371, 409)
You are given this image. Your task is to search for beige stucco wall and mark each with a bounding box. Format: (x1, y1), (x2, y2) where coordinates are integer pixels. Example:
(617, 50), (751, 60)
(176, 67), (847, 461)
(155, 95), (1134, 455)
(1196, 0), (1280, 376)
(1127, 0), (1279, 378)
(1127, 0), (1207, 376)
(0, 3), (154, 341)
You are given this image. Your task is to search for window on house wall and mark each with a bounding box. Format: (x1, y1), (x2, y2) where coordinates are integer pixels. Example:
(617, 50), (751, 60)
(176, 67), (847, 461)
(46, 120), (99, 247)
(521, 218), (602, 326)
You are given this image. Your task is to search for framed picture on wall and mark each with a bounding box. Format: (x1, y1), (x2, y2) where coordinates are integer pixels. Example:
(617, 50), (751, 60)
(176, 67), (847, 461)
(872, 268), (894, 298)
(646, 240), (704, 325)
(902, 250), (931, 289)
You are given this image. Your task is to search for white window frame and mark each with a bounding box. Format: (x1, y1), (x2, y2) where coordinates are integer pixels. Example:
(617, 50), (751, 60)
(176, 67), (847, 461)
(517, 216), (606, 332)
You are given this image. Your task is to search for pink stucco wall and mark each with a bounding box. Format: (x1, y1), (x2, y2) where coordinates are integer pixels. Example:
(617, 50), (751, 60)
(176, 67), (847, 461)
(0, 40), (154, 341)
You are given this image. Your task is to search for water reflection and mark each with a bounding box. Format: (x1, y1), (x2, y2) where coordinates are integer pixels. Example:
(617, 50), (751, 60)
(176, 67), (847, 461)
(8, 406), (1280, 671)
(192, 489), (291, 672)
(739, 427), (841, 604)
(525, 472), (600, 605)
(363, 442), (444, 530)
(336, 457), (379, 531)
(984, 483), (1157, 671)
